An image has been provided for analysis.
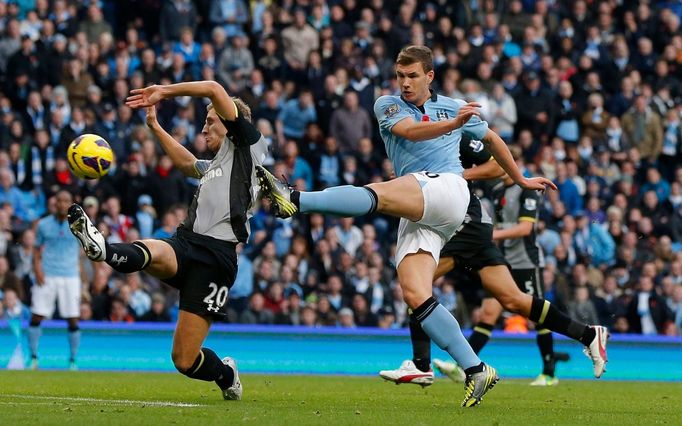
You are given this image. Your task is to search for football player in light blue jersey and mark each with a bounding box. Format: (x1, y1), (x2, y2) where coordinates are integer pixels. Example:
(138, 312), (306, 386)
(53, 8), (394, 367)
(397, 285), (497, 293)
(29, 190), (82, 370)
(257, 46), (556, 407)
(373, 89), (489, 177)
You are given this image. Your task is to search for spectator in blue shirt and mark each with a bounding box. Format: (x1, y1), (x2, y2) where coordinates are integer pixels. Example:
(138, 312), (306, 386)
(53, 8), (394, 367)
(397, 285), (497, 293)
(641, 167), (671, 201)
(554, 162), (583, 216)
(276, 89), (317, 142)
(280, 143), (313, 191)
(172, 27), (201, 67)
(152, 210), (179, 239)
(0, 168), (27, 221)
(209, 0), (248, 38)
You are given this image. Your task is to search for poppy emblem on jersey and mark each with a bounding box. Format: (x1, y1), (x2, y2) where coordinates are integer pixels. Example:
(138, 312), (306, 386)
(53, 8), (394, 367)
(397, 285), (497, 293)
(436, 110), (448, 121)
(524, 198), (537, 211)
(384, 103), (400, 118)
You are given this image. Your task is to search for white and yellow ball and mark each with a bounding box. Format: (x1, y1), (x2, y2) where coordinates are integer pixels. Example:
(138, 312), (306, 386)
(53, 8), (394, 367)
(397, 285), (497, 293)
(67, 134), (115, 179)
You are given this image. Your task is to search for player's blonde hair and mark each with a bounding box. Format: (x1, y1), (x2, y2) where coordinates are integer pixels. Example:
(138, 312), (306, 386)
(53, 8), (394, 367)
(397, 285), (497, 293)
(207, 97), (252, 122)
(396, 45), (434, 73)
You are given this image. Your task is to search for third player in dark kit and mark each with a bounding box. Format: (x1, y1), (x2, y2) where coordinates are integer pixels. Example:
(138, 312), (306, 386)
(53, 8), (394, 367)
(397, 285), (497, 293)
(68, 80), (267, 400)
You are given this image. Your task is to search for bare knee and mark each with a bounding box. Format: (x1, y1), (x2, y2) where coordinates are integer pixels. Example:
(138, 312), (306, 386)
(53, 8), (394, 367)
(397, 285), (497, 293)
(172, 350), (197, 373)
(500, 291), (528, 314)
(399, 285), (427, 309)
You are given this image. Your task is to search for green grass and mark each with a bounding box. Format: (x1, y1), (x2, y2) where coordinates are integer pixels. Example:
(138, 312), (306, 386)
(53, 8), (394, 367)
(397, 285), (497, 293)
(0, 371), (679, 425)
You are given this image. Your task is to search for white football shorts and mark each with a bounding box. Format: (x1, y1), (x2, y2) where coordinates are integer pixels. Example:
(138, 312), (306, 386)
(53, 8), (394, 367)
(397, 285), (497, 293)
(31, 276), (81, 319)
(395, 172), (470, 267)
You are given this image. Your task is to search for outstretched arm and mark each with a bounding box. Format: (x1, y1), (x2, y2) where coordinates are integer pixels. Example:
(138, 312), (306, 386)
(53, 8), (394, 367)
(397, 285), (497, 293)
(463, 158), (505, 181)
(481, 129), (557, 191)
(145, 106), (200, 178)
(390, 102), (482, 142)
(126, 81), (237, 122)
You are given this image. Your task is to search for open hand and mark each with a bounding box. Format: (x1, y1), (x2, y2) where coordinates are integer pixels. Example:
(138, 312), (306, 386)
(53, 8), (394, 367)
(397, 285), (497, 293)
(126, 85), (165, 109)
(520, 176), (558, 192)
(453, 102), (481, 129)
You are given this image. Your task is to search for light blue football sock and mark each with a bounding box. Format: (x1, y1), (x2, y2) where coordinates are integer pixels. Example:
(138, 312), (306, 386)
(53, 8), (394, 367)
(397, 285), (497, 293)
(68, 329), (81, 362)
(299, 186), (377, 216)
(418, 304), (481, 370)
(28, 326), (41, 358)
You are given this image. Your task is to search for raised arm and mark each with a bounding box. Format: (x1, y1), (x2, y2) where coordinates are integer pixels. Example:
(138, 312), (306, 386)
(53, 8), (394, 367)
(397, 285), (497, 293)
(145, 106), (200, 178)
(463, 158), (505, 181)
(374, 95), (482, 142)
(481, 129), (557, 191)
(390, 102), (482, 142)
(126, 81), (237, 122)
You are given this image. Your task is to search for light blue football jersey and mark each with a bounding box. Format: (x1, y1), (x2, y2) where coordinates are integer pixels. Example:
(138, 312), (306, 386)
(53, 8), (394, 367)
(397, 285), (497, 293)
(35, 215), (80, 278)
(373, 92), (489, 177)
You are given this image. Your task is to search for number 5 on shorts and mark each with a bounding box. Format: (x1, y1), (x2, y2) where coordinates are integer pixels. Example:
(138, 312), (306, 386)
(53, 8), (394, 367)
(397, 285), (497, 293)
(204, 282), (228, 312)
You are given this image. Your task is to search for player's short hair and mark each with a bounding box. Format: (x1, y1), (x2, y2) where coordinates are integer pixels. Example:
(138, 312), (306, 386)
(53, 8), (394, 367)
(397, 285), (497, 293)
(396, 45), (434, 73)
(207, 97), (252, 123)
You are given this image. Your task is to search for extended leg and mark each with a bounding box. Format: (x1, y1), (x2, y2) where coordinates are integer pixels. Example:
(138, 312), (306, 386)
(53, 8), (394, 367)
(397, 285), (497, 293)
(479, 265), (608, 378)
(257, 166), (426, 220)
(172, 310), (241, 400)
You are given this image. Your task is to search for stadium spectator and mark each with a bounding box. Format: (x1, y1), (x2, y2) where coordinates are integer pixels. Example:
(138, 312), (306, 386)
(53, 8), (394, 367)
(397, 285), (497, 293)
(209, 0), (248, 38)
(139, 292), (171, 322)
(626, 276), (674, 334)
(159, 0), (197, 43)
(621, 95), (664, 163)
(276, 89), (317, 144)
(329, 90), (372, 153)
(217, 32), (253, 94)
(568, 286), (600, 325)
(109, 296), (135, 323)
(240, 292), (275, 325)
(281, 8), (320, 81)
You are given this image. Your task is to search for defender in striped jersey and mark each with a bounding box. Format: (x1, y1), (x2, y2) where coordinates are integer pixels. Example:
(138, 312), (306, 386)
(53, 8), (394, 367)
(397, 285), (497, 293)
(68, 81), (267, 401)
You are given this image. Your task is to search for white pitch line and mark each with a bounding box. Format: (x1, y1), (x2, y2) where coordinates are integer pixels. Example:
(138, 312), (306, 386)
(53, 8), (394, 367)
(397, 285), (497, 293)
(0, 394), (206, 408)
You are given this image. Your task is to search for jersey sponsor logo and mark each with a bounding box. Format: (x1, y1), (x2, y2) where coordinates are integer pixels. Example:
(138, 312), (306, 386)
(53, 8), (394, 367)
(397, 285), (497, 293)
(524, 198), (538, 211)
(384, 103), (400, 118)
(110, 254), (127, 266)
(469, 139), (484, 153)
(199, 167), (224, 185)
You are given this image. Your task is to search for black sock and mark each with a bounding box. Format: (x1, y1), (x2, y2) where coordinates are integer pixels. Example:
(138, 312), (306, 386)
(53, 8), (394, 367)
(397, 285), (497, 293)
(409, 314), (431, 372)
(180, 348), (235, 389)
(536, 329), (555, 376)
(468, 322), (494, 354)
(291, 190), (300, 209)
(529, 297), (595, 345)
(464, 362), (484, 376)
(105, 241), (152, 273)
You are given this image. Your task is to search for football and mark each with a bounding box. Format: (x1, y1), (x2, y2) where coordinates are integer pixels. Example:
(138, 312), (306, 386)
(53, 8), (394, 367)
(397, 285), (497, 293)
(66, 133), (115, 179)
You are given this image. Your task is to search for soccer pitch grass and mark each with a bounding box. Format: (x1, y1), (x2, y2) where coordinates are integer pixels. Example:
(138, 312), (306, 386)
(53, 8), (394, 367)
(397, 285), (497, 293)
(0, 372), (679, 425)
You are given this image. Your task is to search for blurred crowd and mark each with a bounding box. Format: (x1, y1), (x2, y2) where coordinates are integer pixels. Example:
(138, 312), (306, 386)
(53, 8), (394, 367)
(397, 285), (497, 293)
(0, 0), (681, 335)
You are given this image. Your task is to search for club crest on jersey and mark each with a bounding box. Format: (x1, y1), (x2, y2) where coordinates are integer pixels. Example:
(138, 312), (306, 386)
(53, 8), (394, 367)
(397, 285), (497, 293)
(200, 167), (223, 184)
(436, 110), (448, 121)
(384, 103), (400, 118)
(524, 198), (538, 211)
